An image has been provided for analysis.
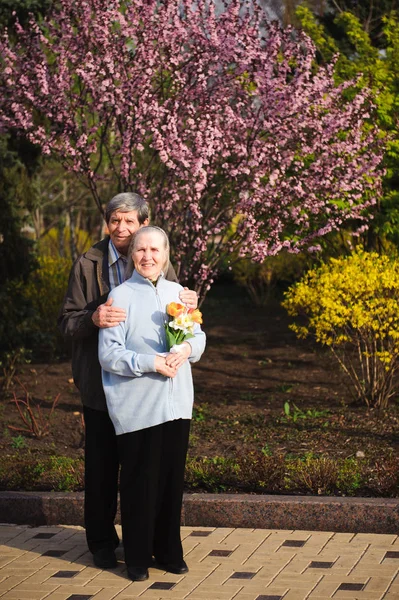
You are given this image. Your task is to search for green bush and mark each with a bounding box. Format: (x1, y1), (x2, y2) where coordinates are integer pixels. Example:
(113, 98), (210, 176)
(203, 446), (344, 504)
(234, 450), (286, 493)
(365, 455), (399, 497)
(1, 226), (93, 362)
(0, 449), (397, 496)
(185, 456), (239, 492)
(282, 249), (399, 408)
(39, 226), (93, 260)
(0, 134), (40, 362)
(285, 454), (364, 496)
(21, 255), (72, 359)
(0, 253), (72, 363)
(0, 280), (37, 362)
(285, 454), (339, 495)
(232, 251), (312, 306)
(0, 453), (84, 491)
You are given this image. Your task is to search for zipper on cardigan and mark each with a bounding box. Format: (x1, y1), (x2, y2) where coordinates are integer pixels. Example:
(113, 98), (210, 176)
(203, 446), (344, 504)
(169, 377), (175, 419)
(154, 286), (168, 352)
(154, 283), (175, 417)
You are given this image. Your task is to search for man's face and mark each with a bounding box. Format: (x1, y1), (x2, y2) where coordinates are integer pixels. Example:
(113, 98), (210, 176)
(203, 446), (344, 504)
(107, 210), (149, 256)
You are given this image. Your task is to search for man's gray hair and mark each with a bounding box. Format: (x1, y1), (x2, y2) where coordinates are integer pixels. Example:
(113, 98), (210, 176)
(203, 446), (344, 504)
(105, 192), (150, 225)
(126, 226), (170, 279)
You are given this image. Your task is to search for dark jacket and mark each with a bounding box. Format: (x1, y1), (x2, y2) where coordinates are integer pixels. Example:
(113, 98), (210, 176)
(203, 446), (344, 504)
(58, 236), (178, 411)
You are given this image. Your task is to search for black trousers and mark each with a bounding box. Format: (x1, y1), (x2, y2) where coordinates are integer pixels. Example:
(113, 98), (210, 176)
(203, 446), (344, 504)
(117, 419), (191, 568)
(83, 406), (120, 554)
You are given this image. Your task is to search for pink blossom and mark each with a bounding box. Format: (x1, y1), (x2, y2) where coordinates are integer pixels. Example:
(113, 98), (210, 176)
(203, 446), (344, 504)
(0, 0), (384, 300)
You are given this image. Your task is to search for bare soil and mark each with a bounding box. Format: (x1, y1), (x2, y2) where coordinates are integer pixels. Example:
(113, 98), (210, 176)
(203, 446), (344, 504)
(1, 281), (398, 493)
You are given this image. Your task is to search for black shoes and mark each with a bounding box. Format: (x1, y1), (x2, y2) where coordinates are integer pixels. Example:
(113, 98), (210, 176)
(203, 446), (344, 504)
(93, 547), (118, 569)
(156, 559), (189, 574)
(127, 566), (149, 581)
(126, 560), (188, 581)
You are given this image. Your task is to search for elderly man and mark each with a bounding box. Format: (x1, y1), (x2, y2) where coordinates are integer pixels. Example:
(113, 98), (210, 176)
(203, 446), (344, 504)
(58, 192), (197, 569)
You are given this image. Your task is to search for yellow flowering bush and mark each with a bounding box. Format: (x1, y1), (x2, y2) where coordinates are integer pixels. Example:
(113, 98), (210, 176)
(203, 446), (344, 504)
(282, 250), (399, 409)
(39, 227), (93, 259)
(22, 255), (72, 357)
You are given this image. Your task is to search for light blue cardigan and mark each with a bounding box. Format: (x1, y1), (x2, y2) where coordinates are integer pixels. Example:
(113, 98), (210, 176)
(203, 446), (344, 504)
(98, 271), (206, 435)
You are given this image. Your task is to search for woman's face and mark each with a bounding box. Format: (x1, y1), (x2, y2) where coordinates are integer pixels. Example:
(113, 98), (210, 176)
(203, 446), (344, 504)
(132, 231), (166, 280)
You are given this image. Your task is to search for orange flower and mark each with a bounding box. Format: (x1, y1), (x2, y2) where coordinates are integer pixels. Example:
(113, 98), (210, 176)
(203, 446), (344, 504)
(167, 302), (186, 317)
(188, 308), (203, 324)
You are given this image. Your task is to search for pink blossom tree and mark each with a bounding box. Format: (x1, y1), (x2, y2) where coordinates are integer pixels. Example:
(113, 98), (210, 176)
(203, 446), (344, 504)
(0, 0), (384, 298)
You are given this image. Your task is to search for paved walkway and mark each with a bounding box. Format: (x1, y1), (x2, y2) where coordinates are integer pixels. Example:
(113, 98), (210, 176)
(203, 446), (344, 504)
(0, 524), (398, 599)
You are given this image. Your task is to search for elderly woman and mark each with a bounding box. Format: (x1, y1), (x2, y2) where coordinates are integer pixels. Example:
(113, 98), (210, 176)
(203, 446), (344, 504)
(98, 226), (206, 582)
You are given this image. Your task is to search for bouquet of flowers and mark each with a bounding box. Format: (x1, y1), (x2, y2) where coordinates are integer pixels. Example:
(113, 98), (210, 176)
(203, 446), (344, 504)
(164, 302), (203, 352)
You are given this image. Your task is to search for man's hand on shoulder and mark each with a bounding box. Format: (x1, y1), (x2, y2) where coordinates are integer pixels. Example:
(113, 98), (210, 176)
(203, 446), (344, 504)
(179, 287), (198, 310)
(92, 297), (127, 328)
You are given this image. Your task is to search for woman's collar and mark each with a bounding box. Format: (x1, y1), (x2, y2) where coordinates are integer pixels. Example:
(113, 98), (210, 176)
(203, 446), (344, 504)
(131, 270), (165, 285)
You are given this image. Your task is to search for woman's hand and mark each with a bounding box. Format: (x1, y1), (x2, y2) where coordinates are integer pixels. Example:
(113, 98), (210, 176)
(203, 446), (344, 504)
(155, 355), (178, 378)
(164, 342), (191, 369)
(179, 287), (198, 310)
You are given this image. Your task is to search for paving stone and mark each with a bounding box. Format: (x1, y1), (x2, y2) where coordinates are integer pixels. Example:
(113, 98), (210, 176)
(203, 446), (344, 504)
(183, 589), (243, 599)
(0, 525), (398, 600)
(384, 551), (399, 560)
(351, 567), (398, 577)
(254, 596), (286, 600)
(44, 587), (119, 600)
(332, 593), (386, 599)
(271, 574), (322, 587)
(308, 560), (335, 569)
(0, 593), (55, 599)
(0, 575), (31, 593)
(283, 591), (317, 600)
(256, 587), (289, 597)
(363, 576), (396, 592)
(281, 539), (307, 547)
(232, 594), (269, 600)
(4, 582), (64, 594)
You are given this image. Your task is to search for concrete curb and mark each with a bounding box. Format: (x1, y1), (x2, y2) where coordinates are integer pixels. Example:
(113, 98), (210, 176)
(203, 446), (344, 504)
(1, 492), (398, 533)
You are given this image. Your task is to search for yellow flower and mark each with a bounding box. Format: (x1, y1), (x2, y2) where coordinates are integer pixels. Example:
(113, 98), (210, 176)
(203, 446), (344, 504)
(167, 302), (185, 317)
(188, 308), (203, 324)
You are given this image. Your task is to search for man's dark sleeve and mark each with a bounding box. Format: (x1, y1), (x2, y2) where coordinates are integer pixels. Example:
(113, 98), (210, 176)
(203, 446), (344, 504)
(165, 263), (179, 283)
(58, 259), (100, 340)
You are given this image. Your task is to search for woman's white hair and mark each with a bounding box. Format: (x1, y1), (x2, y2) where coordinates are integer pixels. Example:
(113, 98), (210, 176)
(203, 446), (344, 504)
(125, 226), (170, 279)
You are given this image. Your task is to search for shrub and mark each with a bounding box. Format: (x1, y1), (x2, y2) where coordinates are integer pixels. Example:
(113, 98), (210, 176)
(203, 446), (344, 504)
(1, 229), (91, 362)
(21, 254), (72, 358)
(0, 254), (72, 363)
(0, 280), (36, 360)
(234, 450), (286, 493)
(366, 455), (399, 497)
(232, 251), (311, 306)
(285, 454), (365, 496)
(336, 458), (364, 496)
(0, 449), (395, 496)
(8, 377), (60, 439)
(285, 454), (339, 495)
(185, 452), (287, 494)
(38, 226), (93, 260)
(282, 249), (399, 409)
(0, 134), (40, 363)
(185, 456), (239, 492)
(1, 347), (31, 390)
(0, 454), (84, 491)
(46, 456), (85, 491)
